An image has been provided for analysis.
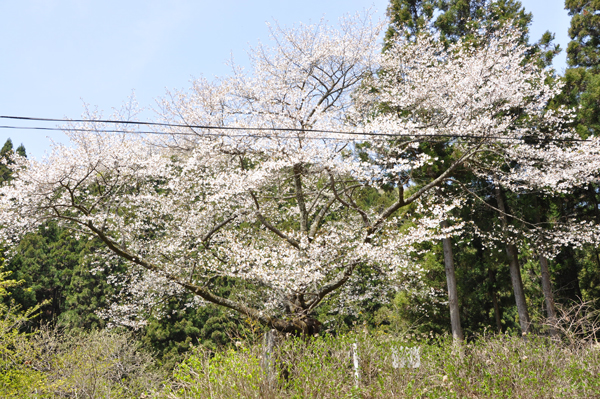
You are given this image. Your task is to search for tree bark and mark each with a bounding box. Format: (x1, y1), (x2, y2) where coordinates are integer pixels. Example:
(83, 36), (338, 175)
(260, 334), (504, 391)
(440, 220), (464, 342)
(293, 163), (309, 233)
(494, 186), (531, 334)
(539, 255), (558, 336)
(533, 200), (558, 337)
(488, 267), (503, 333)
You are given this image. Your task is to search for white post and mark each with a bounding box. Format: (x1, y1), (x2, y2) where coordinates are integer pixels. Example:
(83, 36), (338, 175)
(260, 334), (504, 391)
(352, 342), (359, 387)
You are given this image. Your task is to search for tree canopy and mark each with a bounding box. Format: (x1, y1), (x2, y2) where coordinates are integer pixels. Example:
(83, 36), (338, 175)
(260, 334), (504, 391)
(1, 10), (600, 337)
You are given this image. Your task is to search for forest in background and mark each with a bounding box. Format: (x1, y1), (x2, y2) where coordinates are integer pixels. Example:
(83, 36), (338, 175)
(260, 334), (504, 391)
(1, 1), (600, 398)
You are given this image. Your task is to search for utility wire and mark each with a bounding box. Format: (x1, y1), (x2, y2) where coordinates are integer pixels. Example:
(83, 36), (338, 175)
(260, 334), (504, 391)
(0, 115), (589, 143)
(0, 125), (379, 142)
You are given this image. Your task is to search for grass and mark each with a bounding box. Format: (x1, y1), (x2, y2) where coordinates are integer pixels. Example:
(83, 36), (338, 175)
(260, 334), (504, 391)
(167, 332), (600, 399)
(2, 326), (599, 398)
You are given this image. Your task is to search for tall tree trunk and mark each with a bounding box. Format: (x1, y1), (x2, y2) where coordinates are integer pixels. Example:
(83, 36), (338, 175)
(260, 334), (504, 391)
(556, 197), (583, 301)
(488, 267), (503, 333)
(440, 220), (464, 342)
(494, 186), (531, 334)
(533, 199), (558, 337)
(539, 255), (558, 336)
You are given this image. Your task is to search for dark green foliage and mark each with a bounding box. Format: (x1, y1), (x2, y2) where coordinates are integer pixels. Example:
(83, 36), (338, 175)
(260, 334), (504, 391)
(557, 67), (600, 137)
(5, 223), (110, 329)
(60, 251), (117, 330)
(0, 142), (116, 331)
(552, 247), (584, 302)
(566, 0), (600, 70)
(5, 222), (254, 364)
(435, 0), (492, 43)
(548, 0), (600, 316)
(15, 144), (26, 158)
(1, 139), (15, 182)
(0, 139), (12, 155)
(0, 140), (245, 359)
(386, 1), (534, 44)
(0, 139), (27, 182)
(141, 296), (250, 370)
(386, 0), (559, 72)
(387, 220), (524, 337)
(435, 0), (531, 38)
(561, 1), (600, 137)
(5, 221), (251, 360)
(454, 239), (516, 334)
(385, 0), (436, 43)
(575, 71), (600, 135)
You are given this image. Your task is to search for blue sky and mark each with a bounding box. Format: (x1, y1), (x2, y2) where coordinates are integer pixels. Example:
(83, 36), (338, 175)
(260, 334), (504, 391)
(0, 0), (571, 159)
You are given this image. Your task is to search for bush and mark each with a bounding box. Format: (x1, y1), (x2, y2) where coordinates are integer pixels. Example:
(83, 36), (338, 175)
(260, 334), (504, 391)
(40, 329), (164, 398)
(166, 331), (600, 398)
(0, 265), (49, 398)
(167, 345), (263, 398)
(2, 325), (165, 398)
(0, 262), (164, 398)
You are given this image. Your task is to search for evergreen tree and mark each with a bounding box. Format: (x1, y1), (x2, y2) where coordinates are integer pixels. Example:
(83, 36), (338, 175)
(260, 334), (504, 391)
(551, 0), (600, 307)
(15, 144), (26, 158)
(384, 0), (566, 335)
(436, 0), (532, 43)
(0, 139), (27, 182)
(0, 139), (14, 182)
(1, 139), (13, 155)
(386, 0), (536, 44)
(566, 0), (600, 70)
(561, 0), (600, 138)
(385, 0), (436, 43)
(4, 220), (112, 329)
(0, 143), (112, 330)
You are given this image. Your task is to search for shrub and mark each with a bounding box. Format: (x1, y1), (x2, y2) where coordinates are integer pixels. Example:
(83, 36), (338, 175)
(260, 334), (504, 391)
(166, 331), (600, 398)
(41, 329), (164, 398)
(167, 345), (262, 398)
(0, 265), (49, 398)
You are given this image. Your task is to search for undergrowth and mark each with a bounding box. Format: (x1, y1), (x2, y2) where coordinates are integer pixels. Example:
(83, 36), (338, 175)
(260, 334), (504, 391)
(166, 332), (600, 399)
(2, 325), (599, 398)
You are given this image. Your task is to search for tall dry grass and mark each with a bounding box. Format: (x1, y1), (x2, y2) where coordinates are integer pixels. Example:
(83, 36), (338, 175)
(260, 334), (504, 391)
(166, 332), (600, 399)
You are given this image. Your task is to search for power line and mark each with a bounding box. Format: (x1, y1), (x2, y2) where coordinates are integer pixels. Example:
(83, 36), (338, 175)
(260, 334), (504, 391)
(2, 115), (360, 135)
(0, 124), (379, 142)
(0, 115), (589, 143)
(1, 123), (548, 143)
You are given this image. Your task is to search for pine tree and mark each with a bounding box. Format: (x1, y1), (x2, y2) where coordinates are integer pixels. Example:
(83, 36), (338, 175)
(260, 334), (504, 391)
(385, 0), (436, 44)
(566, 0), (600, 70)
(551, 0), (600, 307)
(15, 144), (26, 158)
(562, 0), (600, 138)
(0, 139), (14, 183)
(384, 0), (566, 335)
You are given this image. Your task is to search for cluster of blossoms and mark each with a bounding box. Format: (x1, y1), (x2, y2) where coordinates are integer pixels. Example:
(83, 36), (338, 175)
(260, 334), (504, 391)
(1, 13), (598, 332)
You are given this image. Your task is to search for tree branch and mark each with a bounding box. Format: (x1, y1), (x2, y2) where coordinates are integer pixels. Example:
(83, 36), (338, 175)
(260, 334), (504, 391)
(202, 215), (237, 244)
(327, 170), (371, 227)
(84, 219), (302, 332)
(308, 195), (337, 241)
(307, 261), (358, 311)
(255, 212), (301, 249)
(293, 163), (309, 233)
